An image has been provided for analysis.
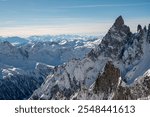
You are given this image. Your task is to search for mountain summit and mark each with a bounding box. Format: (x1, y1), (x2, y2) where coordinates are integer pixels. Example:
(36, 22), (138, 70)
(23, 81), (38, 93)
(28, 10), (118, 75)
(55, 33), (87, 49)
(114, 15), (124, 28)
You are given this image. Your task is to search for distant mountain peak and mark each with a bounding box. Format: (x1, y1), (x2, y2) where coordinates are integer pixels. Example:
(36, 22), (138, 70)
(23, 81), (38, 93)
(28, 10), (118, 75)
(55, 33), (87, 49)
(1, 41), (13, 47)
(114, 15), (124, 28)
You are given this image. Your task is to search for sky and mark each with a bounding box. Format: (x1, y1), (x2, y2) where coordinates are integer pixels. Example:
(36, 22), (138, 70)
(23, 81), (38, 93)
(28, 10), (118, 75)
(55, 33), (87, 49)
(0, 0), (150, 37)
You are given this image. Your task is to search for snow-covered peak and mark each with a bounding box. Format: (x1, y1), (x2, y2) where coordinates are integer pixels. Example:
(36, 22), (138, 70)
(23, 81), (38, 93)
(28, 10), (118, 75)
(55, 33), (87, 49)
(30, 16), (150, 100)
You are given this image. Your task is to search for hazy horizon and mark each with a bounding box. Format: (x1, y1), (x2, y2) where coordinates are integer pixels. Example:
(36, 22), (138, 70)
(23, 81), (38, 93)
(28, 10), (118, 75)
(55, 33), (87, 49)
(0, 0), (150, 37)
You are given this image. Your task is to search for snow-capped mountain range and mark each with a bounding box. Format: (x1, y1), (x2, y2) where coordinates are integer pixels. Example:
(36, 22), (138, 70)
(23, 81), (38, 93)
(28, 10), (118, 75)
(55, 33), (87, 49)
(0, 35), (101, 99)
(0, 16), (150, 100)
(0, 35), (101, 69)
(30, 16), (150, 100)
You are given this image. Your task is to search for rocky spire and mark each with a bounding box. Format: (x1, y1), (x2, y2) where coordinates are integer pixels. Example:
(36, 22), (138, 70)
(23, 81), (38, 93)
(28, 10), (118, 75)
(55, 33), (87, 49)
(137, 24), (143, 35)
(137, 25), (142, 32)
(87, 16), (131, 60)
(111, 15), (130, 34)
(143, 26), (147, 32)
(114, 15), (124, 28)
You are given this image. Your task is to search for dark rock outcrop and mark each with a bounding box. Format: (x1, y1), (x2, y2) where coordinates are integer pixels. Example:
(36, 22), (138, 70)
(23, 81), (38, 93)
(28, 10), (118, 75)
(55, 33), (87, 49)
(93, 61), (120, 99)
(137, 25), (142, 32)
(137, 24), (143, 35)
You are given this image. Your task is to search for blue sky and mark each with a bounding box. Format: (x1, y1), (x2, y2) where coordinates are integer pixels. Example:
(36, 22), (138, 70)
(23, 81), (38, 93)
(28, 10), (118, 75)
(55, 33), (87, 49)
(0, 0), (150, 37)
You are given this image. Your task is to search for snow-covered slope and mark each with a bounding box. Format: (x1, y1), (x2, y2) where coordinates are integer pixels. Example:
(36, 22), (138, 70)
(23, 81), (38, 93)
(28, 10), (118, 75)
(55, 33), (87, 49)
(30, 16), (150, 100)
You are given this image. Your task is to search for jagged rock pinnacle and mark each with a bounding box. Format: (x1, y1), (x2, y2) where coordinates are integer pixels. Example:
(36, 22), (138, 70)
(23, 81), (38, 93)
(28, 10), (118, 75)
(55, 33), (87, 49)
(143, 26), (147, 32)
(137, 24), (142, 32)
(114, 16), (124, 28)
